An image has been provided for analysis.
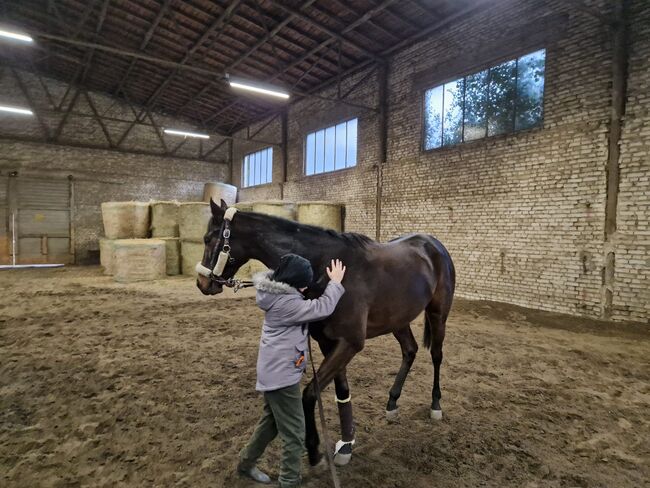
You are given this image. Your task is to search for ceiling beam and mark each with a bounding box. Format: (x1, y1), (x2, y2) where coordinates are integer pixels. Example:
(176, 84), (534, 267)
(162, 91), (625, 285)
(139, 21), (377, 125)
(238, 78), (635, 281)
(115, 0), (172, 95)
(265, 0), (382, 62)
(205, 0), (399, 127)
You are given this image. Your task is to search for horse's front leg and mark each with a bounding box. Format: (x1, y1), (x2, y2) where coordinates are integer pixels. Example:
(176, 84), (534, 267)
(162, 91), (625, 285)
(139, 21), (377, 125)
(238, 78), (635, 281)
(302, 339), (361, 466)
(333, 368), (355, 465)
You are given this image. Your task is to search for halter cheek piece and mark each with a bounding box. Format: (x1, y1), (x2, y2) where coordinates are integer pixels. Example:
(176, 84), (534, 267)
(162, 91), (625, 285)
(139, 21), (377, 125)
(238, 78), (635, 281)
(195, 207), (254, 291)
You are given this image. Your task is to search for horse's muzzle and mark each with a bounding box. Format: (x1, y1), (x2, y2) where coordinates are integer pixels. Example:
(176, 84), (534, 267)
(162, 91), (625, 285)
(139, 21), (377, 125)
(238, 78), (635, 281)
(196, 276), (223, 295)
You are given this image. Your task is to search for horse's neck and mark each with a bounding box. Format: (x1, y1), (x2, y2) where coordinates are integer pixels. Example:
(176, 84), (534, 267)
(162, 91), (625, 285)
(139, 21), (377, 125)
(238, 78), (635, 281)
(241, 213), (342, 269)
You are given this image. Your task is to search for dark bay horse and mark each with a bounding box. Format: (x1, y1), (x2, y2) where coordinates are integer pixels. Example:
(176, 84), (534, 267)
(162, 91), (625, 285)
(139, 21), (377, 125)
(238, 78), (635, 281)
(197, 199), (455, 466)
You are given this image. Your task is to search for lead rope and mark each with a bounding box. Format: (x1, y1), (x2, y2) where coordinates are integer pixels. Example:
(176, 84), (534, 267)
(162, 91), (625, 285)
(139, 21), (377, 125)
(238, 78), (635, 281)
(308, 336), (342, 488)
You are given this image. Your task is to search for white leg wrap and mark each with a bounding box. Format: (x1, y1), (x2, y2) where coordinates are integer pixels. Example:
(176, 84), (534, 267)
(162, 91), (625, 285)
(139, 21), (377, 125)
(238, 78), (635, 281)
(335, 394), (351, 404)
(333, 439), (355, 466)
(385, 407), (400, 422)
(430, 409), (443, 421)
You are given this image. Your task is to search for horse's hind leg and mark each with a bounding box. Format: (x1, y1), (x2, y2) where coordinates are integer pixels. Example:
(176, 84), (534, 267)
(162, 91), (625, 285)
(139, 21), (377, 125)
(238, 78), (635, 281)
(425, 300), (450, 421)
(385, 325), (418, 421)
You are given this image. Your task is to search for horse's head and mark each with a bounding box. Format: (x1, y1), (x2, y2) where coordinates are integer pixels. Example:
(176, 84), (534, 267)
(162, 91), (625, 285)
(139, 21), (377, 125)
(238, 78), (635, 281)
(196, 198), (250, 295)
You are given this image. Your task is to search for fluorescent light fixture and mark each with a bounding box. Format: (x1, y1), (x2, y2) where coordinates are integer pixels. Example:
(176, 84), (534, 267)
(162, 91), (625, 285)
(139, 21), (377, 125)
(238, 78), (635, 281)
(0, 29), (33, 43)
(164, 129), (210, 139)
(0, 105), (33, 116)
(228, 76), (290, 99)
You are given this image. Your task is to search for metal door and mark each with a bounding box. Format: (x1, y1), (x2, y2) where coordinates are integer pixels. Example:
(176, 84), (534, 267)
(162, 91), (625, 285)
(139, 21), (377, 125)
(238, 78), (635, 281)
(4, 176), (74, 265)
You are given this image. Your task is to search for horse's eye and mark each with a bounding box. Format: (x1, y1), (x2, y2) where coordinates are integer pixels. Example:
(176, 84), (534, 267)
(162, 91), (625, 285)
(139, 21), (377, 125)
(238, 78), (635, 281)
(204, 235), (211, 245)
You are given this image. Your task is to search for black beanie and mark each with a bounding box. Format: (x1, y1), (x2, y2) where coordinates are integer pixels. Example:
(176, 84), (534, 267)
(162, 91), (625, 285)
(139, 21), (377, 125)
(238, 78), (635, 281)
(272, 253), (313, 289)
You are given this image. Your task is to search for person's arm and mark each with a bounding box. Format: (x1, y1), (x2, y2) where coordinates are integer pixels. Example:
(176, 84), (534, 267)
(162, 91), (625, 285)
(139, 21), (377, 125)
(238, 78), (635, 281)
(277, 259), (347, 324)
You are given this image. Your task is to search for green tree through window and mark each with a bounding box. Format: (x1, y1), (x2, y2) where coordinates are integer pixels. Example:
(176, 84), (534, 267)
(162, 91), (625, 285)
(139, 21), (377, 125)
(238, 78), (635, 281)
(423, 49), (545, 150)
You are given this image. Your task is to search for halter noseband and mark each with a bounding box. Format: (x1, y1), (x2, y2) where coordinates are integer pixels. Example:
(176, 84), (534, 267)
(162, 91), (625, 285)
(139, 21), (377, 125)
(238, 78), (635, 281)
(195, 207), (254, 291)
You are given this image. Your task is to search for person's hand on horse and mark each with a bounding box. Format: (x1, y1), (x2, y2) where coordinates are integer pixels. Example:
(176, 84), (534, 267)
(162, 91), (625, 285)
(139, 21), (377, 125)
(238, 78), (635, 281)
(327, 259), (346, 284)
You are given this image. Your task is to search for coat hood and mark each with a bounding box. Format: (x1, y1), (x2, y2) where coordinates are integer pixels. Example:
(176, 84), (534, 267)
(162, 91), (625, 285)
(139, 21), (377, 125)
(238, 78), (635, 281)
(253, 270), (301, 311)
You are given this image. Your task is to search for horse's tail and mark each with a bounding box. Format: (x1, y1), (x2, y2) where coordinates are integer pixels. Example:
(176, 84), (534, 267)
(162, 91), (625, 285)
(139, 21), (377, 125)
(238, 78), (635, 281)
(423, 313), (434, 350)
(422, 235), (455, 351)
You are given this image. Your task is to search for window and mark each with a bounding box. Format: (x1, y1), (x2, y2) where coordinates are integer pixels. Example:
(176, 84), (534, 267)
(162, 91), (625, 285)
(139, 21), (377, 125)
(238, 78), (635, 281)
(242, 147), (273, 188)
(305, 118), (357, 175)
(423, 49), (545, 150)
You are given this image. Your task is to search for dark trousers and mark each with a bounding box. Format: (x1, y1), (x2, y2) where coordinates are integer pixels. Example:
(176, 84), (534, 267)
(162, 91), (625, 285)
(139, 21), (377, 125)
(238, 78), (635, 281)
(239, 383), (305, 488)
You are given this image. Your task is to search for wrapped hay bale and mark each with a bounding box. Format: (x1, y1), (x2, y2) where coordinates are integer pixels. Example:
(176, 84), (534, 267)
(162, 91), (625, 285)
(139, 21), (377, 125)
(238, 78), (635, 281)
(101, 201), (150, 239)
(160, 237), (181, 276)
(232, 201), (254, 212)
(203, 182), (237, 205)
(151, 201), (180, 237)
(179, 202), (211, 242)
(113, 239), (166, 283)
(181, 240), (205, 276)
(99, 238), (116, 275)
(297, 201), (344, 231)
(252, 201), (296, 221)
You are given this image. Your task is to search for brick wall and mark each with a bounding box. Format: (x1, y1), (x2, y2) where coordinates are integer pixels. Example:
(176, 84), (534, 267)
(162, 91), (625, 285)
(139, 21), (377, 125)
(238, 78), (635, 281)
(0, 70), (229, 263)
(616, 1), (650, 323)
(233, 0), (648, 323)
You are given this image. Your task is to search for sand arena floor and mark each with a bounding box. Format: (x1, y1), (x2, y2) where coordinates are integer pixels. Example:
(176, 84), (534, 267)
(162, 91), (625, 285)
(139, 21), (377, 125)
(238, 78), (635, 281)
(1, 266), (648, 488)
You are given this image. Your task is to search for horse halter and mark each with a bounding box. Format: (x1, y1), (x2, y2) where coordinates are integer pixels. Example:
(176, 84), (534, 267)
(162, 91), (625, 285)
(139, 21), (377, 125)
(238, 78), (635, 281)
(194, 207), (253, 291)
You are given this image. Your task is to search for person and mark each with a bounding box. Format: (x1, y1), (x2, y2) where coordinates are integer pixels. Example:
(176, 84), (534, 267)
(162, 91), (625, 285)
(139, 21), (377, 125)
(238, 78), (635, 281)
(237, 254), (346, 488)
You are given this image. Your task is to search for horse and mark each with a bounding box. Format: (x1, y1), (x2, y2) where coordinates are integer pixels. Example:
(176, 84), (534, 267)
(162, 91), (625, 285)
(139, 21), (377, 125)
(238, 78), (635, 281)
(197, 199), (455, 467)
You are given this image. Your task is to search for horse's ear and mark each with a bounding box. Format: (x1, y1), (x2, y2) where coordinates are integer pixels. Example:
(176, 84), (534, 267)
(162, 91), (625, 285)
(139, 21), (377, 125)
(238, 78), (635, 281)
(210, 198), (223, 216)
(220, 199), (228, 211)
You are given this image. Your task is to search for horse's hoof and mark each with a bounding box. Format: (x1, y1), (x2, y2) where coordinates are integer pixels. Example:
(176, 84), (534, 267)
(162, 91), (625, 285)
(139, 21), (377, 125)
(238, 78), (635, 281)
(333, 439), (354, 466)
(430, 409), (443, 421)
(308, 452), (323, 467)
(386, 407), (400, 422)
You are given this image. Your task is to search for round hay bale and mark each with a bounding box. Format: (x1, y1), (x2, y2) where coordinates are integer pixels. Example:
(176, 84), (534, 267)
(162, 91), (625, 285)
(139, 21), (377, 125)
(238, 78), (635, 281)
(203, 182), (237, 205)
(181, 240), (206, 276)
(248, 259), (269, 277)
(99, 238), (116, 275)
(160, 237), (181, 276)
(112, 239), (166, 283)
(297, 201), (344, 231)
(232, 201), (254, 212)
(179, 202), (211, 242)
(252, 200), (296, 221)
(151, 201), (179, 237)
(101, 201), (150, 239)
(234, 261), (251, 280)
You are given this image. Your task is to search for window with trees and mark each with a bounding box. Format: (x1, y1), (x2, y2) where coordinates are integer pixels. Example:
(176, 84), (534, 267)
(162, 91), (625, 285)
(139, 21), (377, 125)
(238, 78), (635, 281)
(242, 147), (273, 187)
(423, 49), (546, 150)
(305, 118), (357, 175)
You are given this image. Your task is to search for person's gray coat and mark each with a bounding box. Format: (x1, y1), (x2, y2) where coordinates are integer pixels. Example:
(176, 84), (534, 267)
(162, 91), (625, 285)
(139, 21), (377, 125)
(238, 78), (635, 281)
(252, 270), (345, 392)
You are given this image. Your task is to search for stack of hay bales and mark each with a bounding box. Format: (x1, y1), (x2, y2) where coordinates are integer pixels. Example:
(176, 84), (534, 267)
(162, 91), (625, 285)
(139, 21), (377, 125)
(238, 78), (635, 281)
(150, 201), (181, 276)
(113, 239), (166, 283)
(100, 202), (151, 277)
(296, 201), (344, 231)
(179, 202), (211, 276)
(101, 201), (150, 239)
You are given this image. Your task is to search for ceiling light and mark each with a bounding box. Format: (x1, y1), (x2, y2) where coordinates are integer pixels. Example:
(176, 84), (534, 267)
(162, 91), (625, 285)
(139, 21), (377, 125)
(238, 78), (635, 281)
(0, 29), (33, 43)
(0, 105), (33, 116)
(228, 76), (290, 99)
(163, 129), (210, 139)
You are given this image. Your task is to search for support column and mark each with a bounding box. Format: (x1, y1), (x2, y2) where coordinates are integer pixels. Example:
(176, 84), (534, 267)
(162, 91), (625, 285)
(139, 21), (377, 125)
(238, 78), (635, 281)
(280, 110), (289, 200)
(228, 138), (234, 186)
(376, 62), (389, 242)
(602, 0), (629, 319)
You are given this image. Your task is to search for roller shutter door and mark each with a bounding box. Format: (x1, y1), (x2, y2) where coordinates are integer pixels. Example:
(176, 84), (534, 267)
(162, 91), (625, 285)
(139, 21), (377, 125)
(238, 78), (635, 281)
(14, 177), (73, 264)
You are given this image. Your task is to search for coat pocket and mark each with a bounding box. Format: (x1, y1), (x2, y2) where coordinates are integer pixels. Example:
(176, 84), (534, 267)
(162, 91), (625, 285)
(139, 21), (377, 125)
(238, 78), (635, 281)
(293, 343), (306, 371)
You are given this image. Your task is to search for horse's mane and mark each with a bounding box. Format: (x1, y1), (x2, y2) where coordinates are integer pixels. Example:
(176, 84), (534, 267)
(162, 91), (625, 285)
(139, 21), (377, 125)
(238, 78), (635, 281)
(243, 210), (375, 249)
